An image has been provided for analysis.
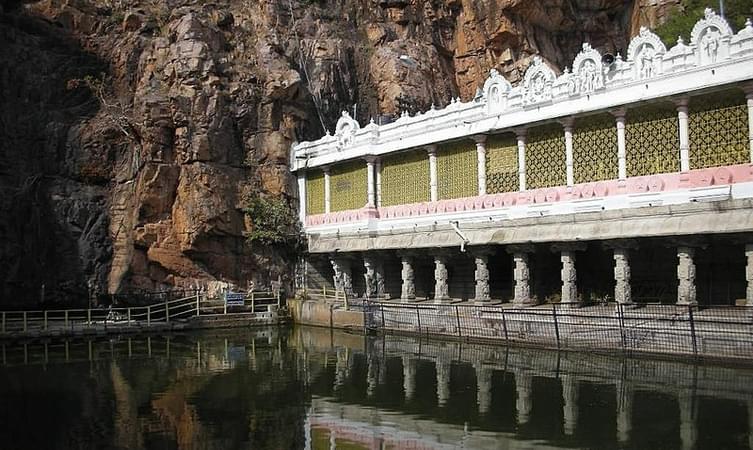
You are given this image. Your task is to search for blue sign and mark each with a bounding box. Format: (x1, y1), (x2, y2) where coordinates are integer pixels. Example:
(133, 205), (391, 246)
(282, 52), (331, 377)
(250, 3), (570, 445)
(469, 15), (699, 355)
(225, 292), (245, 306)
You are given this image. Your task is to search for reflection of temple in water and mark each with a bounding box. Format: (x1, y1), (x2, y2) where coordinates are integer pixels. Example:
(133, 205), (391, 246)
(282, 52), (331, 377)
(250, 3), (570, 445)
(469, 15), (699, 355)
(294, 327), (753, 450)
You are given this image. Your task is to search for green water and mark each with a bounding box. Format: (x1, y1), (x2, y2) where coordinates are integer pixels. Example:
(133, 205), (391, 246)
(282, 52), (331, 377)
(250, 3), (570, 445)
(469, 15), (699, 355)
(0, 326), (751, 449)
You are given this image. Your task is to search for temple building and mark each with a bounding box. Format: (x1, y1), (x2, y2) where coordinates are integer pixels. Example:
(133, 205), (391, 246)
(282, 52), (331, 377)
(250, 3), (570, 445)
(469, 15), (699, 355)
(291, 10), (753, 307)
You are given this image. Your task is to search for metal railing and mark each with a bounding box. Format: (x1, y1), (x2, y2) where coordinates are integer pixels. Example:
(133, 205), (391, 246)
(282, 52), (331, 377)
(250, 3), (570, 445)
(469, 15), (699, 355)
(0, 290), (286, 338)
(303, 288), (349, 310)
(363, 301), (753, 362)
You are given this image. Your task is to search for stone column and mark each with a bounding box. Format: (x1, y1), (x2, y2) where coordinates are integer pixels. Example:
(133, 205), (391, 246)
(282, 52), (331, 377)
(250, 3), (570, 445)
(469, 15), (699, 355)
(516, 129), (527, 191)
(403, 356), (416, 401)
(561, 118), (575, 187)
(330, 257), (353, 297)
(474, 135), (488, 195)
(365, 156), (376, 208)
(677, 246), (697, 306)
(613, 108), (628, 180)
(473, 252), (491, 303)
(475, 363), (493, 415)
(562, 375), (579, 435)
(427, 145), (439, 202)
(323, 166), (332, 214)
(399, 253), (416, 301)
(516, 373), (533, 425)
(746, 244), (753, 306)
(433, 254), (450, 303)
(509, 245), (534, 305)
(554, 243), (585, 306)
(676, 97), (690, 172)
(613, 247), (632, 304)
(745, 87), (753, 163)
(363, 256), (377, 299)
(436, 359), (451, 407)
(375, 158), (383, 207)
(297, 171), (307, 223)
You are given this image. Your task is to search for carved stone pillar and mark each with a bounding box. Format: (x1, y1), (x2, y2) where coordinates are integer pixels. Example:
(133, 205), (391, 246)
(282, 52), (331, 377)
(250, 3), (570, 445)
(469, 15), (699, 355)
(433, 254), (450, 303)
(475, 364), (493, 415)
(399, 254), (416, 301)
(474, 135), (488, 195)
(677, 246), (697, 306)
(746, 244), (753, 306)
(561, 250), (579, 305)
(436, 359), (451, 407)
(676, 97), (690, 172)
(403, 356), (416, 401)
(613, 248), (632, 304)
(365, 156), (377, 208)
(515, 129), (527, 191)
(473, 252), (491, 303)
(363, 256), (377, 299)
(509, 245), (535, 305)
(330, 257), (353, 297)
(427, 145), (438, 202)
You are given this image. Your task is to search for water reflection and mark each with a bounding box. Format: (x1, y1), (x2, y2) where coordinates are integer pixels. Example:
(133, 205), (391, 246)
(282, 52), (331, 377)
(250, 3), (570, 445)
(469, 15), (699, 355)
(0, 327), (752, 449)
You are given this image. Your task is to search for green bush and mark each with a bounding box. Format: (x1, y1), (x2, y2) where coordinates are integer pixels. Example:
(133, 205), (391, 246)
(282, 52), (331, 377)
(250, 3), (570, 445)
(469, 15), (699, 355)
(654, 0), (752, 46)
(243, 194), (304, 250)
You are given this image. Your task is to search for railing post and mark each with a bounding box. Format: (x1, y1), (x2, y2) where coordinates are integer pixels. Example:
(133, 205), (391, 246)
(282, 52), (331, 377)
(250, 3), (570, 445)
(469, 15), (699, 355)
(500, 308), (508, 342)
(381, 303), (386, 328)
(552, 305), (560, 349)
(223, 296), (227, 315)
(344, 292), (349, 311)
(323, 285), (327, 298)
(87, 308), (91, 325)
(147, 306), (151, 327)
(251, 292), (256, 313)
(127, 307), (132, 322)
(416, 305), (422, 334)
(43, 310), (48, 331)
(276, 290), (281, 309)
(23, 311), (27, 332)
(688, 306), (698, 357)
(455, 305), (461, 338)
(165, 300), (170, 323)
(195, 291), (200, 317)
(64, 310), (69, 329)
(617, 303), (626, 350)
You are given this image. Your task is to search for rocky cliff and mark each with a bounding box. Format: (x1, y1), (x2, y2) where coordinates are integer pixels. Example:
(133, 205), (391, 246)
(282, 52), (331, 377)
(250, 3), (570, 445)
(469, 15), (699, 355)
(0, 0), (683, 306)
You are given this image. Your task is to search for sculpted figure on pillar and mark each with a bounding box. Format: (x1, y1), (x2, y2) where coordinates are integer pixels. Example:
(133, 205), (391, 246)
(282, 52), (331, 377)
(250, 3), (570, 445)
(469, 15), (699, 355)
(677, 247), (697, 306)
(363, 257), (377, 299)
(331, 257), (353, 297)
(434, 255), (450, 301)
(400, 254), (416, 300)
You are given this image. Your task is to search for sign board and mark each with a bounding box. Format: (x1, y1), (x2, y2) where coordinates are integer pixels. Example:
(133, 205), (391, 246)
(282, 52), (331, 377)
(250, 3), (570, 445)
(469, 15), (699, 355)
(225, 292), (245, 306)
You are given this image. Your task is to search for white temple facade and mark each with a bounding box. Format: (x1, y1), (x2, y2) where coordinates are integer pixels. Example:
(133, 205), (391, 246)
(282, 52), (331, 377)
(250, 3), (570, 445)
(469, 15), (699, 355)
(291, 10), (753, 306)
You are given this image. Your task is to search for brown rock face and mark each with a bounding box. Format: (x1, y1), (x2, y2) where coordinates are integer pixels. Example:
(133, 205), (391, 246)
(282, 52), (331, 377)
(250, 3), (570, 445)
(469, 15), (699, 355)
(0, 0), (679, 305)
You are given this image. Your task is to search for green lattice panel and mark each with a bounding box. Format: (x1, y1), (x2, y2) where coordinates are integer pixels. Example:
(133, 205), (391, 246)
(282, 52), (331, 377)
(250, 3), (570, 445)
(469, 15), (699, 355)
(689, 90), (749, 169)
(437, 141), (478, 199)
(626, 103), (680, 177)
(572, 114), (618, 184)
(526, 124), (566, 189)
(486, 133), (519, 194)
(330, 161), (366, 212)
(305, 170), (325, 216)
(380, 150), (430, 206)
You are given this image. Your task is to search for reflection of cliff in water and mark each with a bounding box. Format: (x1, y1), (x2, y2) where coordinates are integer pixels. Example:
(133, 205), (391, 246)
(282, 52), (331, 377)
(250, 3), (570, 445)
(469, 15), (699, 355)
(0, 327), (752, 449)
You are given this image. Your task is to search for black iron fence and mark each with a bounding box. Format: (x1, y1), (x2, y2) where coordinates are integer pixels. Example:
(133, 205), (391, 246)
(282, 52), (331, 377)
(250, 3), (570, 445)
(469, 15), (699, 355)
(363, 301), (753, 362)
